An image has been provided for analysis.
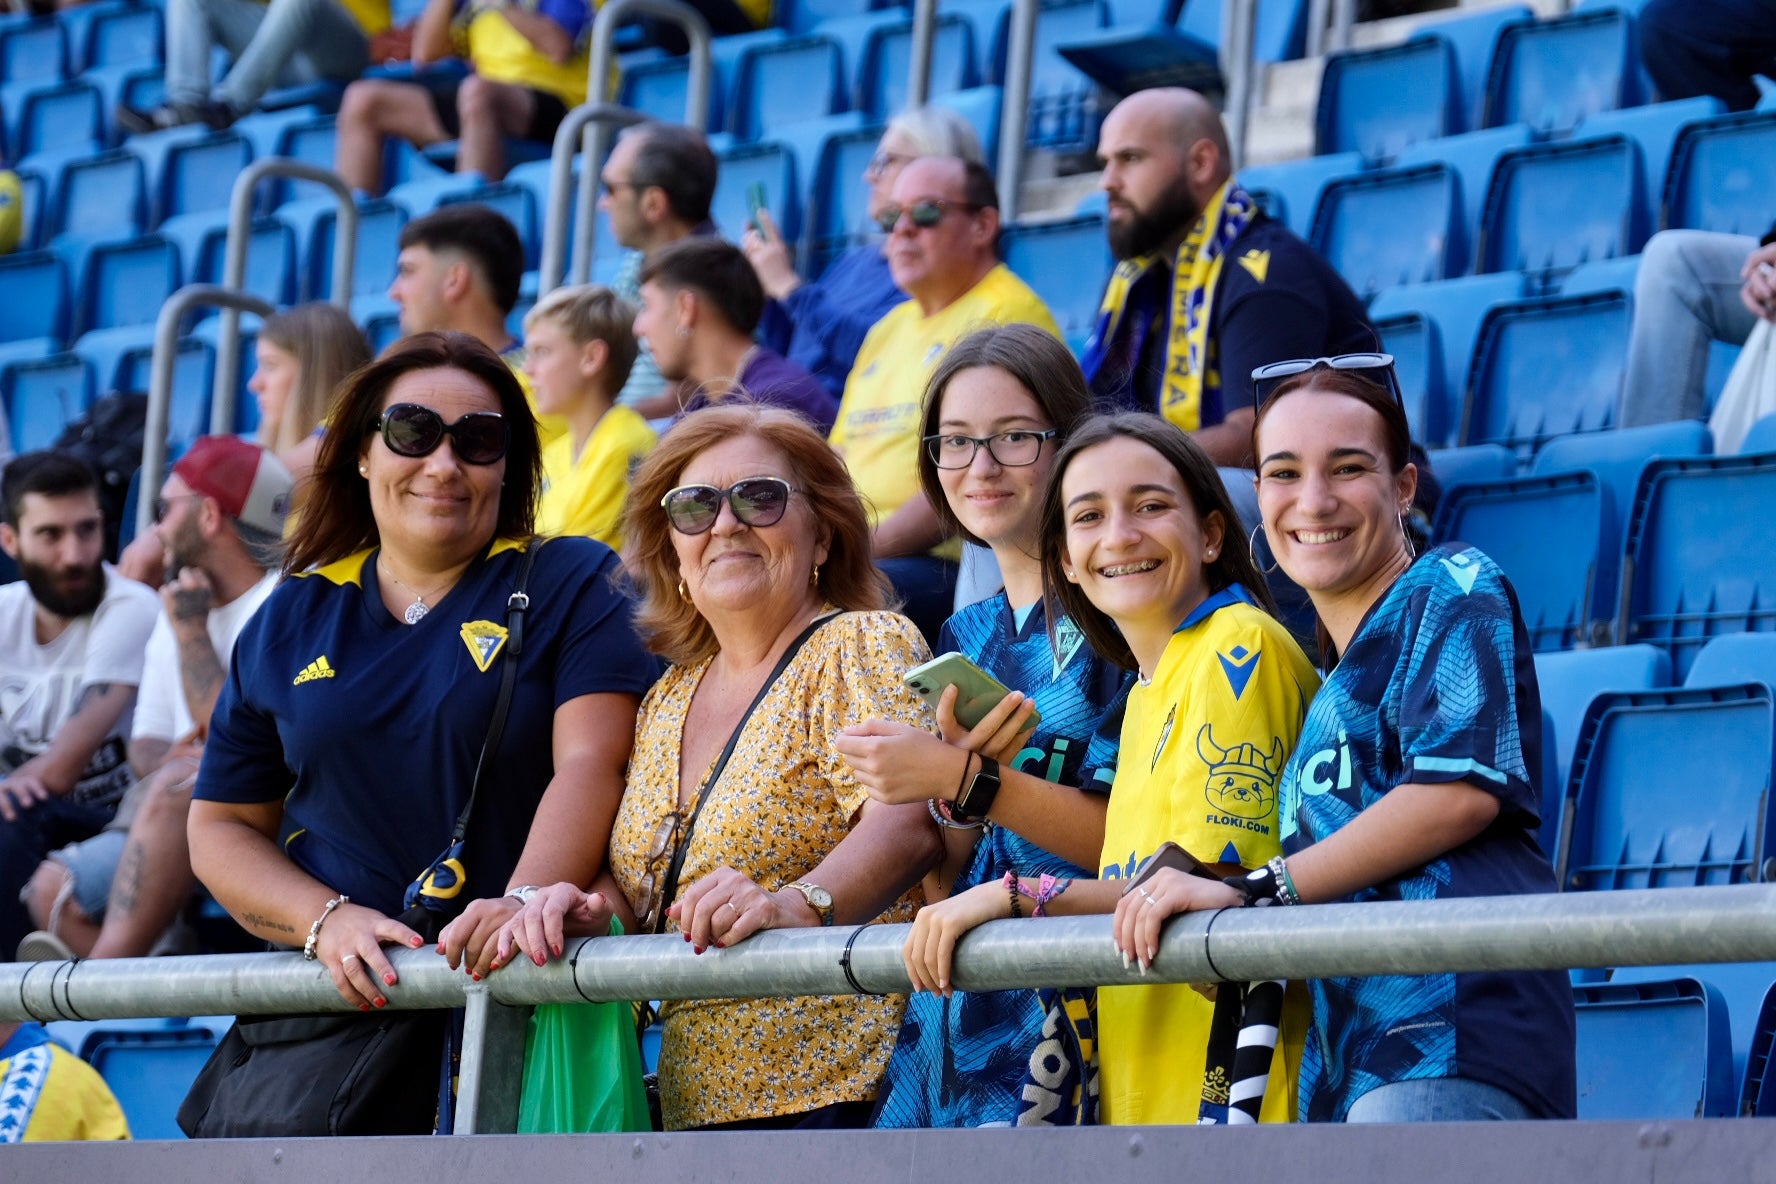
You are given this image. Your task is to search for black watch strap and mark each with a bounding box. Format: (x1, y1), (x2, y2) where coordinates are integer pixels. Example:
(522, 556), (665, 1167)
(952, 755), (1001, 823)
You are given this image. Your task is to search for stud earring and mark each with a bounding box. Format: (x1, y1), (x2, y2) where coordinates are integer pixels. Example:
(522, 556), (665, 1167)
(676, 577), (691, 603)
(810, 563), (820, 587)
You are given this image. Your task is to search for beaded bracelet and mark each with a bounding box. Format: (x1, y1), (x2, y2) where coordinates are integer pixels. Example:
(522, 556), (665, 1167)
(302, 894), (349, 960)
(1270, 856), (1301, 906)
(928, 797), (984, 831)
(1003, 871), (1023, 918)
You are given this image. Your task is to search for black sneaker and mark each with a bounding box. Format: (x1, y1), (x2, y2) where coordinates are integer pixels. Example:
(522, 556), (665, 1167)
(116, 101), (198, 136)
(195, 99), (239, 132)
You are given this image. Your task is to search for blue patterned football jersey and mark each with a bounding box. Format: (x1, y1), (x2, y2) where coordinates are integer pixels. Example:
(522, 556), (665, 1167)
(1278, 544), (1575, 1121)
(872, 594), (1132, 1128)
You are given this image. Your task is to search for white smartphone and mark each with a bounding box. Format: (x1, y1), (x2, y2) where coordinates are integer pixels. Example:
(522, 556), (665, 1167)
(902, 651), (1041, 732)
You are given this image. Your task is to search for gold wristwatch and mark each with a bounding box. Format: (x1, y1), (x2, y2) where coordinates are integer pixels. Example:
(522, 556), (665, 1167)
(787, 881), (835, 926)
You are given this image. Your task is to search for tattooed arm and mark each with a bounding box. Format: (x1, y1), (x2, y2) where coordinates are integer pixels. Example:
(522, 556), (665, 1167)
(162, 569), (226, 735)
(0, 680), (138, 821)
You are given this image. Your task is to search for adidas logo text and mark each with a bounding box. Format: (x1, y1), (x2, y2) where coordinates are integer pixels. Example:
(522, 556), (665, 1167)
(293, 656), (337, 685)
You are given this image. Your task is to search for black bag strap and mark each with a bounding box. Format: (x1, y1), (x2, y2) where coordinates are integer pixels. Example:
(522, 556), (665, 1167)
(450, 540), (540, 845)
(651, 611), (837, 934)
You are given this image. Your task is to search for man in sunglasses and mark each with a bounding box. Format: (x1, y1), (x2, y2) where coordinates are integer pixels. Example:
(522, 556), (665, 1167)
(16, 437), (292, 964)
(1082, 88), (1373, 465)
(0, 452), (158, 962)
(830, 155), (1060, 643)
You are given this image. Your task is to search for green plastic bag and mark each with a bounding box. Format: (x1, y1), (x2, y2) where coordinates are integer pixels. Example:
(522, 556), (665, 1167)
(516, 920), (651, 1134)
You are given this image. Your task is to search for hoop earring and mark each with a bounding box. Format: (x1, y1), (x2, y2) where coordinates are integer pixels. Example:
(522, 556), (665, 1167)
(1399, 511), (1417, 561)
(676, 577), (691, 603)
(1247, 523), (1279, 576)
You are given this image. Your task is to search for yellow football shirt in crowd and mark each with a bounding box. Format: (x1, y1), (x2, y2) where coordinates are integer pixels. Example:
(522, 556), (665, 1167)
(537, 404), (656, 548)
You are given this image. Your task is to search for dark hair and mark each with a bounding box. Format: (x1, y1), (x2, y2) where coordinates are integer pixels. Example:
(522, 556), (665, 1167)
(1250, 366), (1410, 474)
(1038, 412), (1276, 672)
(623, 403), (893, 665)
(916, 324), (1095, 547)
(628, 123), (717, 226)
(960, 159), (999, 213)
(2, 451), (100, 527)
(639, 238), (765, 335)
(283, 332), (541, 575)
(398, 205), (525, 315)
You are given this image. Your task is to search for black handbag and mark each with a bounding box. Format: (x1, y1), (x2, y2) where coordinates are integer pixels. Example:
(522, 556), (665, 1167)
(177, 545), (539, 1139)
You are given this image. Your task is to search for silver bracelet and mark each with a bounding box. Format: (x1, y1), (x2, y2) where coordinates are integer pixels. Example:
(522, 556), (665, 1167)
(928, 797), (984, 831)
(1268, 856), (1301, 906)
(302, 894), (349, 960)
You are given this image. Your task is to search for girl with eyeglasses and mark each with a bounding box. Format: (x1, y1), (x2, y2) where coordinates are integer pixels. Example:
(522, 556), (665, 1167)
(495, 403), (942, 1131)
(834, 326), (1133, 1128)
(186, 333), (658, 1134)
(1117, 360), (1576, 1124)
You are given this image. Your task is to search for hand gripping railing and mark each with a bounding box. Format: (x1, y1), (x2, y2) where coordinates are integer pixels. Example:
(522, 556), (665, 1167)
(7, 886), (1776, 1133)
(212, 159), (357, 436)
(538, 0), (713, 293)
(137, 285), (277, 541)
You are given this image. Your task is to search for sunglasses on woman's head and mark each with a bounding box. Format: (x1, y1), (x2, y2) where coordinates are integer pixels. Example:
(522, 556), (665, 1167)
(373, 403), (510, 466)
(1250, 353), (1405, 411)
(660, 477), (798, 536)
(874, 198), (979, 235)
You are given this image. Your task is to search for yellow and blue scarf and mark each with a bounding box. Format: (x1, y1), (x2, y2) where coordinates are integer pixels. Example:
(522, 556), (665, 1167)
(1082, 180), (1259, 431)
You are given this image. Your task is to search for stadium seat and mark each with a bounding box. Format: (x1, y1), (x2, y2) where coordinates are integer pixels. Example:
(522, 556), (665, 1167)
(0, 250), (71, 353)
(160, 210), (296, 306)
(854, 12), (978, 122)
(1484, 6), (1637, 136)
(83, 1026), (220, 1139)
(618, 26), (785, 131)
(1173, 0), (1306, 67)
(729, 35), (845, 142)
(1425, 442), (1516, 489)
(807, 123), (879, 277)
(1408, 4), (1533, 130)
(188, 312), (259, 429)
(1236, 150), (1363, 238)
(1687, 633), (1776, 694)
(777, 0), (878, 36)
(2, 77), (102, 161)
(1620, 453), (1776, 675)
(121, 122), (219, 221)
(1, 352), (91, 452)
(1006, 0), (1108, 151)
(1534, 644), (1670, 863)
(1310, 163), (1463, 299)
(1462, 289), (1629, 459)
(1572, 97), (1725, 225)
(439, 184), (539, 270)
(1314, 37), (1458, 162)
(383, 171), (489, 220)
(157, 130), (253, 222)
(1429, 470), (1604, 654)
(756, 111), (868, 251)
(712, 140), (799, 244)
(1665, 111), (1776, 238)
(1478, 135), (1646, 275)
(1002, 213), (1111, 353)
(277, 194), (406, 302)
(931, 84), (1003, 167)
(1556, 252), (1641, 300)
(1743, 980), (1776, 1115)
(1743, 413), (1776, 456)
(267, 114), (340, 208)
(77, 329), (214, 449)
(68, 0), (162, 71)
(1370, 272), (1526, 445)
(1573, 976), (1736, 1118)
(0, 17), (67, 87)
(1371, 310), (1442, 448)
(49, 149), (146, 244)
(83, 61), (163, 146)
(1395, 123), (1533, 275)
(1563, 683), (1776, 891)
(1606, 961), (1776, 1114)
(78, 234), (179, 335)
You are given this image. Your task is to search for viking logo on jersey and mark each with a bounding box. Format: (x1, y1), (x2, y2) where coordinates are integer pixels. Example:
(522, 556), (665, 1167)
(1198, 724), (1282, 828)
(460, 621), (509, 672)
(292, 656), (336, 685)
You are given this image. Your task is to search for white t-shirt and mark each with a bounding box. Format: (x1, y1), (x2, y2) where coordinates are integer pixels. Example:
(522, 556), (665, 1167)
(133, 569), (279, 745)
(0, 563), (159, 806)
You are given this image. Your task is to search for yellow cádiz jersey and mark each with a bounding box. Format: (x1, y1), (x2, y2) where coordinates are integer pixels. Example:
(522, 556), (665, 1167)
(336, 0), (391, 36)
(457, 5), (590, 109)
(537, 404), (656, 548)
(0, 1036), (130, 1143)
(1095, 589), (1320, 1126)
(830, 264), (1058, 554)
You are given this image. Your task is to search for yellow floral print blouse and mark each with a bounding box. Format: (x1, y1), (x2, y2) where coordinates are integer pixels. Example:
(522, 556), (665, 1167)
(609, 610), (935, 1129)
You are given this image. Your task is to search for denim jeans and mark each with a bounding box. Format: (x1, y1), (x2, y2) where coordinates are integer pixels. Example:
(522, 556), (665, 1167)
(165, 0), (370, 112)
(1343, 1077), (1536, 1123)
(1619, 229), (1761, 427)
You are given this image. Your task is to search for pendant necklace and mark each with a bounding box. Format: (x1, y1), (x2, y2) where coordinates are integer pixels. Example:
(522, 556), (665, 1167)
(380, 558), (452, 625)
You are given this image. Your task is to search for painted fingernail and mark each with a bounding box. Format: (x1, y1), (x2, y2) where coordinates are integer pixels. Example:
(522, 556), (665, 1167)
(713, 940), (725, 949)
(435, 943), (445, 954)
(470, 971), (481, 982)
(1138, 960), (1148, 977)
(682, 932), (691, 943)
(1120, 948), (1130, 970)
(373, 997), (386, 1007)
(693, 946), (704, 956)
(1147, 945), (1157, 963)
(359, 1003), (370, 1012)
(383, 972), (396, 986)
(410, 937), (423, 948)
(552, 944), (562, 957)
(534, 953), (545, 967)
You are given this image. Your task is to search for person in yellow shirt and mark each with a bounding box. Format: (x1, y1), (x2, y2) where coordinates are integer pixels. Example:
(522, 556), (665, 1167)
(0, 1021), (130, 1142)
(830, 156), (1060, 642)
(334, 0), (592, 191)
(524, 285), (656, 548)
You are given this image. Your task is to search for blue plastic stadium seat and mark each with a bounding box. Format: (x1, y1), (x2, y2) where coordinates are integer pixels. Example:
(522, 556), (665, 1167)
(384, 171), (490, 220)
(1425, 442), (1516, 489)
(712, 140), (798, 245)
(1572, 97), (1726, 222)
(2, 78), (102, 161)
(1746, 413), (1776, 455)
(276, 195), (406, 302)
(931, 84), (1002, 167)
(84, 1026), (219, 1139)
(50, 149), (145, 243)
(1484, 7), (1637, 136)
(730, 35), (844, 142)
(0, 251), (71, 352)
(1687, 633), (1776, 694)
(1309, 163), (1463, 299)
(121, 122), (218, 221)
(79, 234), (179, 335)
(756, 111), (868, 258)
(11, 160), (45, 253)
(807, 123), (879, 276)
(1370, 271), (1526, 441)
(1408, 4), (1534, 130)
(1478, 135), (1645, 275)
(1564, 683), (1776, 891)
(1012, 0), (1108, 151)
(1665, 111), (1776, 237)
(1620, 453), (1776, 676)
(161, 210), (296, 306)
(1173, 0), (1305, 66)
(1315, 38), (1457, 162)
(355, 293), (403, 356)
(77, 328), (213, 446)
(158, 130), (252, 222)
(439, 184), (538, 270)
(1573, 976), (1736, 1118)
(1002, 213), (1111, 353)
(83, 61), (163, 145)
(1236, 150), (1363, 238)
(777, 0), (883, 36)
(1395, 123), (1533, 275)
(1556, 252), (1641, 300)
(189, 311), (258, 427)
(1743, 979), (1776, 1114)
(856, 13), (977, 122)
(0, 18), (67, 87)
(1534, 644), (1670, 861)
(1462, 289), (1629, 459)
(1429, 470), (1604, 654)
(1, 353), (91, 452)
(64, 0), (162, 71)
(1612, 960), (1776, 1108)
(267, 114), (339, 208)
(618, 27), (785, 132)
(1054, 12), (1220, 102)
(1371, 310), (1443, 448)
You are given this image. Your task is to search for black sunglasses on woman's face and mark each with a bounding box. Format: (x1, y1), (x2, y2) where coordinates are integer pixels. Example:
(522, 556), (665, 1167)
(1250, 353), (1406, 412)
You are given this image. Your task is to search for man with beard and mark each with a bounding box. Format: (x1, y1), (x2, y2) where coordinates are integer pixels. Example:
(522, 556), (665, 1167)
(16, 438), (290, 962)
(0, 453), (158, 959)
(1082, 88), (1373, 465)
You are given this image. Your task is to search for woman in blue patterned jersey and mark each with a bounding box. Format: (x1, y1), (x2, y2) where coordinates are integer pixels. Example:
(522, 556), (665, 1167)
(836, 325), (1133, 1128)
(1115, 361), (1576, 1123)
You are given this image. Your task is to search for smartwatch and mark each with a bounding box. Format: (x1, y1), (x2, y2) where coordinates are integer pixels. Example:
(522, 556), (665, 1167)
(788, 880), (835, 926)
(951, 755), (1001, 824)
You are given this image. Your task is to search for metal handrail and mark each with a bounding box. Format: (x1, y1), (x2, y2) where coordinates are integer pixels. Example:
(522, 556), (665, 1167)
(137, 285), (278, 540)
(538, 0), (713, 293)
(907, 0), (937, 109)
(1222, 0), (1260, 169)
(998, 0), (1038, 224)
(212, 159), (356, 435)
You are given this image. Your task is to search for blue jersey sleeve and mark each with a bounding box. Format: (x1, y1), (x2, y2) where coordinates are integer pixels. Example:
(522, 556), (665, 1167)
(1396, 550), (1538, 822)
(545, 540), (660, 708)
(194, 607), (296, 806)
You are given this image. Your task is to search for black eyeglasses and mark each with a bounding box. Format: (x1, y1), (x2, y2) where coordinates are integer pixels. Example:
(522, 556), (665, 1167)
(153, 493), (204, 523)
(1251, 353), (1405, 410)
(874, 198), (981, 235)
(660, 477), (798, 536)
(923, 429), (1058, 470)
(373, 403), (510, 466)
